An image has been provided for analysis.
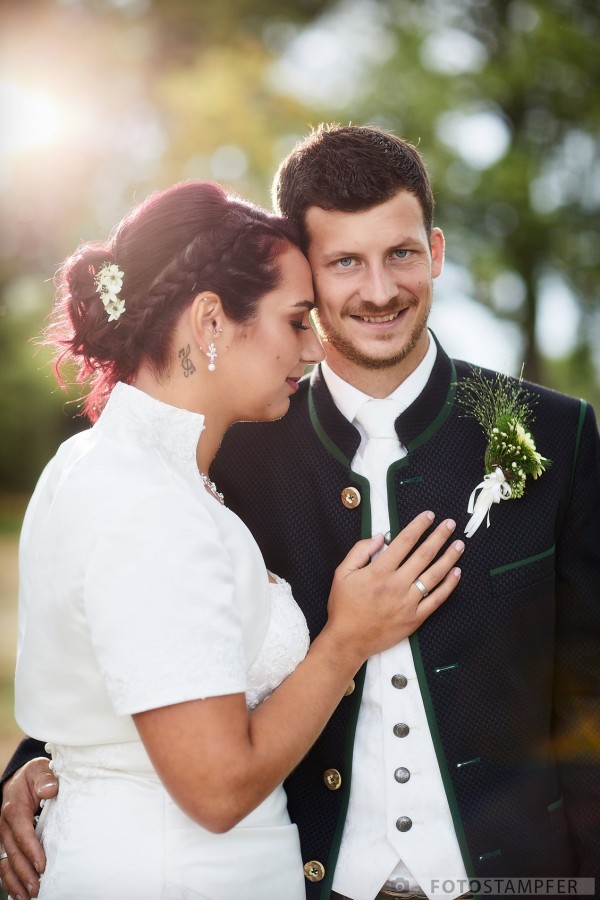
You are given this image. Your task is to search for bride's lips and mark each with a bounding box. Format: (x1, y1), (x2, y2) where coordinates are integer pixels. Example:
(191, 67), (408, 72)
(286, 377), (300, 393)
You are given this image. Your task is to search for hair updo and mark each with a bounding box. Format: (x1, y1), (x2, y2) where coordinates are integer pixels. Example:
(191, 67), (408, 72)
(47, 181), (301, 421)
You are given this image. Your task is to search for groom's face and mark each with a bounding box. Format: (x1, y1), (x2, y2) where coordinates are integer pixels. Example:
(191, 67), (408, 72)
(304, 190), (444, 379)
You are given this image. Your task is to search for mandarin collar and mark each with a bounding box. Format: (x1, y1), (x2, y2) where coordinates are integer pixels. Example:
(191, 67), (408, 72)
(98, 382), (206, 465)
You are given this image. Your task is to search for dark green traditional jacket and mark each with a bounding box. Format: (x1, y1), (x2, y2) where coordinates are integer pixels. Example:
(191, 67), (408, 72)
(212, 339), (600, 899)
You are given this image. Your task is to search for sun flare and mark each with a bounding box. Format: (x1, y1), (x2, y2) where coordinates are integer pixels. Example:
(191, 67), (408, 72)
(0, 80), (65, 157)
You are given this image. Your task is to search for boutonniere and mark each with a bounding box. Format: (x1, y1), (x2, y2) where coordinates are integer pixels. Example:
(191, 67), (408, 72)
(457, 368), (551, 538)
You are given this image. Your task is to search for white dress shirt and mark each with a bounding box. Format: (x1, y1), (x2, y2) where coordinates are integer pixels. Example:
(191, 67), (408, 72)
(324, 334), (468, 900)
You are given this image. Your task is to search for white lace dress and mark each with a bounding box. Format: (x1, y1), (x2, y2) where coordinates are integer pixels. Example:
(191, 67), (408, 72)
(15, 383), (310, 900)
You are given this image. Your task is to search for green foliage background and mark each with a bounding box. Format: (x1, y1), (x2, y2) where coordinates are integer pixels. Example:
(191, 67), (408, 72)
(0, 0), (598, 494)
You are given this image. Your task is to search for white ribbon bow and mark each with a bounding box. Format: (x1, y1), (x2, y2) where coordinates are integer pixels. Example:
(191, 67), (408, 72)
(464, 466), (512, 538)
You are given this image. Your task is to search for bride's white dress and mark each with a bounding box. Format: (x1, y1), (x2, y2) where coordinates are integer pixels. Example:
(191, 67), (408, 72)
(34, 579), (309, 900)
(14, 384), (310, 900)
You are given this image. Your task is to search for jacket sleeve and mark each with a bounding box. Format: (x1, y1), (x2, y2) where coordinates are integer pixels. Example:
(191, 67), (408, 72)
(553, 400), (600, 875)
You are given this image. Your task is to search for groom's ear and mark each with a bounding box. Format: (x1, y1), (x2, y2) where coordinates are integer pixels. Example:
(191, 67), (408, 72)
(430, 228), (445, 278)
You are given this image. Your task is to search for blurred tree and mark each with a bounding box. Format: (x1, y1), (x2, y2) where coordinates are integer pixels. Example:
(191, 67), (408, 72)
(0, 0), (327, 491)
(0, 278), (79, 492)
(0, 0), (598, 492)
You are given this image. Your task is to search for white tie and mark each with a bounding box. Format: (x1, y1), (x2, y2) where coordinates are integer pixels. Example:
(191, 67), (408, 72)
(354, 399), (405, 523)
(355, 398), (403, 473)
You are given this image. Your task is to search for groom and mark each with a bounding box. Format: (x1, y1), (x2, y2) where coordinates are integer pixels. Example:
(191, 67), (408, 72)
(2, 125), (600, 900)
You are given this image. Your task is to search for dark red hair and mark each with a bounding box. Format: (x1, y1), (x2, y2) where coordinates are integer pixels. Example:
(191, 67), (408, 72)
(46, 181), (300, 421)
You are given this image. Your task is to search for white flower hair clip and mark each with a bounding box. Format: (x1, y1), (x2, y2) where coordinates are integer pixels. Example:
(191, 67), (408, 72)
(457, 367), (551, 538)
(94, 262), (126, 322)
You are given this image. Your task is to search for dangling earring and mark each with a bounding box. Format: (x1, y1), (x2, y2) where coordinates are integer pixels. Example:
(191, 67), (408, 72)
(206, 342), (217, 372)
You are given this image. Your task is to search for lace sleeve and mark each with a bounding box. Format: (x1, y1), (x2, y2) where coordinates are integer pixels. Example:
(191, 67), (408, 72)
(246, 579), (309, 710)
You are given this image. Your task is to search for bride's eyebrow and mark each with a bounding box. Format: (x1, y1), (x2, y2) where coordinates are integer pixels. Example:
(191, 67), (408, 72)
(290, 300), (315, 311)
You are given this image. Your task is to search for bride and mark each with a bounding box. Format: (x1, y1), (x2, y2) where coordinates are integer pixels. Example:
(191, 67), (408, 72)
(10, 181), (463, 899)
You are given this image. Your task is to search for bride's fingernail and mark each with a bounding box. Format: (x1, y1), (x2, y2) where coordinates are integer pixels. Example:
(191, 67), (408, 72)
(454, 540), (465, 552)
(446, 519), (456, 530)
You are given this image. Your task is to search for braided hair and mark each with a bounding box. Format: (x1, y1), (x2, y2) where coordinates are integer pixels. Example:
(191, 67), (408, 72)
(46, 181), (300, 421)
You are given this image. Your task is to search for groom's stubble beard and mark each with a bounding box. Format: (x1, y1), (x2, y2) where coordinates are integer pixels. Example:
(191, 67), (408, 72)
(312, 299), (431, 371)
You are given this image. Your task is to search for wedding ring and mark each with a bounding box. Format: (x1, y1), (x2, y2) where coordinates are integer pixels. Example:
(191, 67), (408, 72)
(413, 578), (429, 599)
(0, 851), (8, 861)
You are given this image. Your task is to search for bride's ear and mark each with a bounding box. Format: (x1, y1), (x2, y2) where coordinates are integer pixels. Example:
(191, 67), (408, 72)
(189, 292), (225, 348)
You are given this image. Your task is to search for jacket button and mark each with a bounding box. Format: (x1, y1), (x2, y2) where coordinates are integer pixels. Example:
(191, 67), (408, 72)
(304, 860), (326, 882)
(344, 679), (355, 696)
(396, 816), (413, 832)
(341, 486), (361, 508)
(393, 723), (410, 738)
(323, 768), (342, 791)
(394, 767), (411, 783)
(391, 674), (408, 689)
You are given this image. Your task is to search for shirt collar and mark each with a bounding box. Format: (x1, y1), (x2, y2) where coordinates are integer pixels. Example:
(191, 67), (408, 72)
(320, 329), (438, 426)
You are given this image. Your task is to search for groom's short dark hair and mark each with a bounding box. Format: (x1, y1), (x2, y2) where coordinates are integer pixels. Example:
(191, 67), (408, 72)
(272, 123), (435, 248)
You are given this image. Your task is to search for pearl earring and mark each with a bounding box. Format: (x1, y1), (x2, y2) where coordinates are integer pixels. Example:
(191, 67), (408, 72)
(206, 342), (217, 372)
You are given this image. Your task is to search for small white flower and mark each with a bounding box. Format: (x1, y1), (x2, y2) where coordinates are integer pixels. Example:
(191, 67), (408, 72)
(96, 264), (123, 291)
(98, 288), (117, 307)
(106, 297), (126, 322)
(514, 422), (535, 453)
(94, 262), (126, 322)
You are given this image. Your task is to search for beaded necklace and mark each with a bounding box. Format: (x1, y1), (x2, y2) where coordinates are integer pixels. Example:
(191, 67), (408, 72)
(200, 472), (224, 505)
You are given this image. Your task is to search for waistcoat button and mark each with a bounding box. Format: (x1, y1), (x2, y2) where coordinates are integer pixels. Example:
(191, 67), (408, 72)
(393, 723), (410, 738)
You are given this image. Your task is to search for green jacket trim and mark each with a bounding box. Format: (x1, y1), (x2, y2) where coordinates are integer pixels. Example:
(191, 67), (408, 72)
(407, 361), (458, 454)
(321, 661), (368, 899)
(569, 400), (587, 498)
(308, 383), (372, 537)
(490, 544), (555, 577)
(308, 383), (373, 896)
(408, 632), (477, 880)
(387, 361), (457, 538)
(393, 362), (474, 879)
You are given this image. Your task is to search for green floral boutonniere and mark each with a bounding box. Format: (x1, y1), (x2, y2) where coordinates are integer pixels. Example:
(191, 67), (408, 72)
(457, 368), (551, 538)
